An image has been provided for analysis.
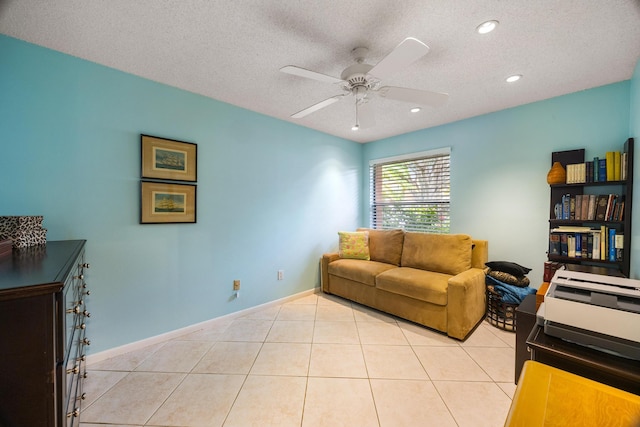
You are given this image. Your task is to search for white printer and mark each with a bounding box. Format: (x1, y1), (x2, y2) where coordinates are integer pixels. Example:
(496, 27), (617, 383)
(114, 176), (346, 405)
(540, 269), (640, 360)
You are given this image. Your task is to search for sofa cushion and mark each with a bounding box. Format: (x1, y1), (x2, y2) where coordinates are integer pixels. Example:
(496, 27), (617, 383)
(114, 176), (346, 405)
(328, 259), (396, 287)
(376, 267), (450, 306)
(357, 228), (404, 266)
(401, 233), (472, 276)
(338, 231), (370, 260)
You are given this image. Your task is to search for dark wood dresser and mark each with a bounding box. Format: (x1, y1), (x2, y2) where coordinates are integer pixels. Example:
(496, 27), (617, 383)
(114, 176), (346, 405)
(0, 240), (89, 426)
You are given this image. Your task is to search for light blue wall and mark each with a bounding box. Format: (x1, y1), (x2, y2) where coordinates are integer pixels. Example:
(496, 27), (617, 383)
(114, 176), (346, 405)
(363, 82), (632, 285)
(1, 34), (637, 354)
(0, 36), (362, 353)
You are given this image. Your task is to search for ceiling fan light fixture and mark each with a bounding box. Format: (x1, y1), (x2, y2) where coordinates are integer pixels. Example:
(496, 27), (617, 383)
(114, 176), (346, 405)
(506, 74), (522, 83)
(410, 107), (421, 113)
(477, 20), (498, 34)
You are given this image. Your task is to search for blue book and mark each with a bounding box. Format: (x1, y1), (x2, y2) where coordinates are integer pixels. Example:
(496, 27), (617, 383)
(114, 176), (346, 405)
(575, 233), (582, 258)
(598, 159), (607, 182)
(560, 234), (568, 256)
(593, 157), (599, 182)
(562, 194), (570, 220)
(609, 228), (616, 261)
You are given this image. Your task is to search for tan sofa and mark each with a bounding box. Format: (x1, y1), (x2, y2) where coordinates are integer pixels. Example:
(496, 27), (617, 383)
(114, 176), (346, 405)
(321, 229), (488, 340)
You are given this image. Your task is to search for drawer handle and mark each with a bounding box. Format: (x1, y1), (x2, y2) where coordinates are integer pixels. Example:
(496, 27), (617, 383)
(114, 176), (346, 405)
(67, 365), (79, 375)
(81, 263), (90, 269)
(67, 306), (80, 314)
(77, 354), (86, 362)
(77, 392), (86, 401)
(77, 323), (86, 330)
(82, 371), (88, 379)
(67, 408), (79, 418)
(74, 274), (84, 280)
(83, 289), (91, 296)
(82, 338), (91, 346)
(83, 310), (91, 318)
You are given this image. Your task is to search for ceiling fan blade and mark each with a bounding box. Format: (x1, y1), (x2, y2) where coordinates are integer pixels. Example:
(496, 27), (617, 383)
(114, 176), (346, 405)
(368, 37), (430, 80)
(379, 86), (449, 107)
(357, 102), (376, 129)
(280, 65), (344, 84)
(291, 95), (345, 118)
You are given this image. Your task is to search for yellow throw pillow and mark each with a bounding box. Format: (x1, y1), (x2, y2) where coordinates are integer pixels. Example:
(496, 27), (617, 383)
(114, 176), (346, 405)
(338, 231), (370, 260)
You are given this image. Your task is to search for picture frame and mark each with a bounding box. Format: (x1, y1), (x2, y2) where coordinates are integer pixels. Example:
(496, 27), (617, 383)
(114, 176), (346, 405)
(141, 134), (197, 182)
(140, 181), (197, 224)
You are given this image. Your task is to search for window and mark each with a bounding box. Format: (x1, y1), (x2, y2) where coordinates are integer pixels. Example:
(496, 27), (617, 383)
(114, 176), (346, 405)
(369, 148), (450, 233)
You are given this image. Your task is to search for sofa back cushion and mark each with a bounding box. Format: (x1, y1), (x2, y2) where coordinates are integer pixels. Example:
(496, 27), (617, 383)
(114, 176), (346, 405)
(357, 228), (405, 266)
(401, 233), (473, 275)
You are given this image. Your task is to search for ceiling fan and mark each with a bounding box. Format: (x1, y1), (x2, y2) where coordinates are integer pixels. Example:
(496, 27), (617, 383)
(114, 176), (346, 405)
(280, 37), (449, 130)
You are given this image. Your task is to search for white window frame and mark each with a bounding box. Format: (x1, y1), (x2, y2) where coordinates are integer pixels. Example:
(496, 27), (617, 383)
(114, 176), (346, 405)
(369, 147), (451, 233)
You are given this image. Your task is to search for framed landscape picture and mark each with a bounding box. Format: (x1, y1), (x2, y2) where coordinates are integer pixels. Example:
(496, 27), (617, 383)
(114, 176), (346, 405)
(140, 181), (197, 224)
(141, 134), (197, 182)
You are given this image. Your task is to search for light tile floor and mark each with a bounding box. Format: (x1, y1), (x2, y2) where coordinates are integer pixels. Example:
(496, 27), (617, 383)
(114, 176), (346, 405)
(80, 293), (516, 427)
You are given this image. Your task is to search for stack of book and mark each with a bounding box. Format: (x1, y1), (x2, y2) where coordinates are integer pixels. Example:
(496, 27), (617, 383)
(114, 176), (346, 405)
(564, 151), (628, 184)
(549, 226), (623, 262)
(558, 193), (624, 221)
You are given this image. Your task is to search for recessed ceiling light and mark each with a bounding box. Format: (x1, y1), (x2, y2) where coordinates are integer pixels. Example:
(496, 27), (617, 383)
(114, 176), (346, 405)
(506, 74), (522, 83)
(410, 107), (421, 113)
(477, 20), (498, 34)
(351, 124), (359, 131)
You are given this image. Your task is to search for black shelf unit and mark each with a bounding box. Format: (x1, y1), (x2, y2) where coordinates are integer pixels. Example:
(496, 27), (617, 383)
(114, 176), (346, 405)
(548, 138), (634, 277)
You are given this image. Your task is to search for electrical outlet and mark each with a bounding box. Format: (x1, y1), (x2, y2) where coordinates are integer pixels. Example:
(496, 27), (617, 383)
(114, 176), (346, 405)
(277, 270), (284, 280)
(233, 280), (240, 290)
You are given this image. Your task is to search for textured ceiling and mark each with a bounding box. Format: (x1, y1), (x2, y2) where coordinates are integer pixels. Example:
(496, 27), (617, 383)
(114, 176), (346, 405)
(1, 0), (640, 143)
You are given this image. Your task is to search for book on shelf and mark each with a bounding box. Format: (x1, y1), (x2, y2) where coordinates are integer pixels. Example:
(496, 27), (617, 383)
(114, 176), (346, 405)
(587, 194), (596, 220)
(609, 228), (616, 262)
(555, 193), (622, 222)
(592, 231), (601, 260)
(595, 194), (608, 220)
(600, 225), (606, 261)
(605, 194), (618, 221)
(615, 233), (624, 262)
(562, 194), (570, 220)
(581, 195), (589, 220)
(598, 158), (607, 182)
(561, 151), (627, 184)
(561, 233), (568, 256)
(569, 196), (575, 220)
(548, 226), (622, 262)
(568, 235), (576, 257)
(549, 233), (560, 255)
(606, 152), (615, 181)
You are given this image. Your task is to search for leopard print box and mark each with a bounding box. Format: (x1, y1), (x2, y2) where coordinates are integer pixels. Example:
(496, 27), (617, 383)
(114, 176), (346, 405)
(0, 216), (47, 248)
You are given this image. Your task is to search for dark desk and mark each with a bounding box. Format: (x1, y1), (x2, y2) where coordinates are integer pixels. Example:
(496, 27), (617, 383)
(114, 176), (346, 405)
(526, 325), (640, 395)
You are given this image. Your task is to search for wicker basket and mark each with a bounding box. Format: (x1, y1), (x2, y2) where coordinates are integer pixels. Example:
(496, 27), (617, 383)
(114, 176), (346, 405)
(486, 285), (518, 332)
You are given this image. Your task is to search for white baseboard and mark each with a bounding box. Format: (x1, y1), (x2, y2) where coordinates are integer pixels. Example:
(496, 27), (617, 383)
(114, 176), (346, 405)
(86, 287), (320, 366)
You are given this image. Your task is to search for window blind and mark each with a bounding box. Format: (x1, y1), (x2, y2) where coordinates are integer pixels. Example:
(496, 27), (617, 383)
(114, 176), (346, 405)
(369, 149), (450, 233)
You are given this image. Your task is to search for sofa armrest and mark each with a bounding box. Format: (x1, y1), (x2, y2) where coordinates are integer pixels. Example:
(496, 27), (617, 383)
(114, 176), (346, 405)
(321, 253), (340, 293)
(447, 267), (487, 340)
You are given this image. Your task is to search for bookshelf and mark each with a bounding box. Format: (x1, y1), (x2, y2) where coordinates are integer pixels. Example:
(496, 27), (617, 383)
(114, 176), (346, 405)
(547, 138), (634, 277)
